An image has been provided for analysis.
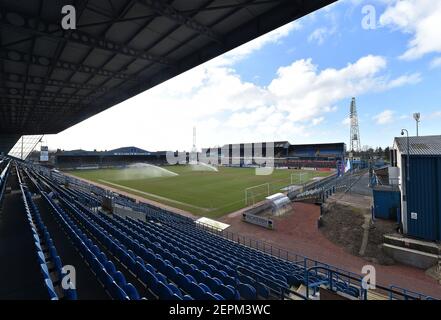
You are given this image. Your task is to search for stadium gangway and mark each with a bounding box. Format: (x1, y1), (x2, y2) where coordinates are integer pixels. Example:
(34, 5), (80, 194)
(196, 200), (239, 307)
(236, 266), (307, 300)
(305, 266), (435, 300)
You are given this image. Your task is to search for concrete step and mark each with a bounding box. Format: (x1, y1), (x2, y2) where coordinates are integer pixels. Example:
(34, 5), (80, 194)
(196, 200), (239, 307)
(383, 243), (440, 269)
(367, 290), (389, 300)
(384, 234), (441, 255)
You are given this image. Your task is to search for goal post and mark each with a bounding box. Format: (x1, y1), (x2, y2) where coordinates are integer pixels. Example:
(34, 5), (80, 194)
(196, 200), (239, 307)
(290, 172), (308, 185)
(244, 183), (270, 206)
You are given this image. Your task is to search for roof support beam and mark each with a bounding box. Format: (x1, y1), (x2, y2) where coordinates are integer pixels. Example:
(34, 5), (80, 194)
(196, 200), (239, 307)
(0, 98), (84, 109)
(0, 48), (135, 81)
(0, 9), (173, 65)
(0, 86), (92, 101)
(46, 0), (143, 124)
(0, 72), (107, 92)
(138, 0), (224, 43)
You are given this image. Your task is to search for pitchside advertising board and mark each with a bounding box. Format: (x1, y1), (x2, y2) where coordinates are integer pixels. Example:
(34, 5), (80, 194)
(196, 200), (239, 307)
(40, 146), (49, 162)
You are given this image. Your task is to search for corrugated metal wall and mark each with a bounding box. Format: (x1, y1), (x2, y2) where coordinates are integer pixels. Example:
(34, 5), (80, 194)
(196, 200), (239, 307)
(373, 189), (400, 220)
(405, 156), (441, 241)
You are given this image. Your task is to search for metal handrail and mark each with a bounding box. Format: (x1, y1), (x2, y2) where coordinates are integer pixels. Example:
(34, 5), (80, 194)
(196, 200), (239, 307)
(236, 266), (307, 300)
(305, 266), (435, 300)
(195, 220), (307, 263)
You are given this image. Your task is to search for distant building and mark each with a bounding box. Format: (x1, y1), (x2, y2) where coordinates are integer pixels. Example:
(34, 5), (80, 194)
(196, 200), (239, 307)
(55, 146), (167, 169)
(202, 141), (346, 169)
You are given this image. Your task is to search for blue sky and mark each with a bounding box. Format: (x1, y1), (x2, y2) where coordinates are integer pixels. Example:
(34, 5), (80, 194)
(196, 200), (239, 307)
(47, 0), (441, 151)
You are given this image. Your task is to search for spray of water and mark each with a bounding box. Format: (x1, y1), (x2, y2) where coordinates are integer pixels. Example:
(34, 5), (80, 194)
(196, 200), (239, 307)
(114, 163), (178, 180)
(190, 161), (219, 172)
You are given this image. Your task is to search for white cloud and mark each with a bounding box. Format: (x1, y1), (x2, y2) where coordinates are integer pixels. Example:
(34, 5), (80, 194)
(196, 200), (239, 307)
(212, 21), (302, 66)
(379, 0), (441, 60)
(308, 28), (333, 45)
(342, 117), (351, 126)
(430, 56), (441, 69)
(431, 111), (441, 118)
(386, 73), (421, 88)
(312, 117), (325, 126)
(373, 110), (394, 124)
(48, 54), (420, 151)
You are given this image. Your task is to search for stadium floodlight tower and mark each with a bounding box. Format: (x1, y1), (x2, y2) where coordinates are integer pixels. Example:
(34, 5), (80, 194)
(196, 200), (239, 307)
(349, 97), (361, 153)
(190, 126), (198, 164)
(413, 112), (420, 136)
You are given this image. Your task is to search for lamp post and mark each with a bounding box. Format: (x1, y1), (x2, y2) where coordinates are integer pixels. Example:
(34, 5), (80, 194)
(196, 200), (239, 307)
(401, 129), (410, 182)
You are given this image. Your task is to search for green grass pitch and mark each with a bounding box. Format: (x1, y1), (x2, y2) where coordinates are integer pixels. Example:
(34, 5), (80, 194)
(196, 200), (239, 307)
(66, 165), (331, 218)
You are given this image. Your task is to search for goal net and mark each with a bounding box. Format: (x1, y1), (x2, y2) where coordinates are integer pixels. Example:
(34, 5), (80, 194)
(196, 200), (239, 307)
(244, 183), (270, 206)
(290, 172), (311, 185)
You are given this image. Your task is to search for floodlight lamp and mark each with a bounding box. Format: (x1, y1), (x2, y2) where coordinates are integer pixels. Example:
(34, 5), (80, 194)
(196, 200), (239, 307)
(413, 113), (420, 121)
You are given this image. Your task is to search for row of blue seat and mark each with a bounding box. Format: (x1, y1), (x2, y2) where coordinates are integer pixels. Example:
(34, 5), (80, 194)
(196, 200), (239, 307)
(143, 215), (360, 296)
(18, 177), (67, 300)
(134, 215), (362, 298)
(96, 212), (263, 300)
(63, 197), (230, 300)
(40, 188), (139, 300)
(127, 216), (288, 295)
(167, 219), (361, 297)
(0, 161), (10, 208)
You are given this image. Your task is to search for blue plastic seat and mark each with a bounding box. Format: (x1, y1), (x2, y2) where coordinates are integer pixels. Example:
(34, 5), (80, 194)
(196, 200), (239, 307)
(199, 283), (212, 294)
(45, 278), (58, 300)
(112, 271), (127, 287)
(165, 265), (179, 282)
(91, 244), (100, 255)
(167, 283), (182, 298)
(141, 269), (158, 291)
(175, 273), (191, 291)
(49, 245), (58, 259)
(238, 283), (257, 300)
(124, 283), (141, 300)
(97, 252), (107, 264)
(155, 281), (175, 300)
(217, 284), (236, 300)
(213, 293), (225, 300)
(155, 272), (167, 284)
(40, 263), (50, 279)
(254, 281), (270, 299)
(99, 269), (114, 288)
(64, 288), (78, 300)
(185, 274), (197, 284)
(141, 248), (156, 264)
(187, 282), (206, 300)
(37, 251), (46, 264)
(155, 258), (168, 275)
(134, 261), (146, 279)
(193, 269), (207, 283)
(108, 281), (129, 300)
(53, 255), (63, 276)
(105, 260), (117, 275)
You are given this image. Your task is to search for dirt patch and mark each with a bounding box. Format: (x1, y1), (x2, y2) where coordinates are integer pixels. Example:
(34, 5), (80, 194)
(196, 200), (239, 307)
(320, 202), (365, 256)
(363, 219), (397, 265)
(320, 198), (396, 265)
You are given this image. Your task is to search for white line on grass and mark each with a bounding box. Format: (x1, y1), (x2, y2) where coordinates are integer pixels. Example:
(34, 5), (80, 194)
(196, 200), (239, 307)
(98, 179), (213, 212)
